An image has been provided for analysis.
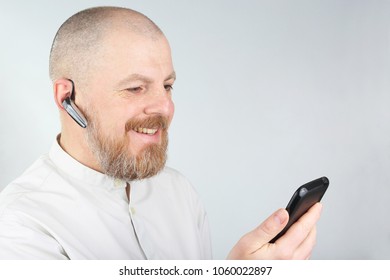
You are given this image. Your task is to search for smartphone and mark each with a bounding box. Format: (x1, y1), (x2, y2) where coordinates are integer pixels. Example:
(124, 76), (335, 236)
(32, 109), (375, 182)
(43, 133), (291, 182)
(270, 176), (329, 243)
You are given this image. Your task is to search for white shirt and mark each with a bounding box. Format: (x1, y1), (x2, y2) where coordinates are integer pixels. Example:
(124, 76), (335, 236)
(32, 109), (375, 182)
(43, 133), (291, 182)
(0, 139), (212, 259)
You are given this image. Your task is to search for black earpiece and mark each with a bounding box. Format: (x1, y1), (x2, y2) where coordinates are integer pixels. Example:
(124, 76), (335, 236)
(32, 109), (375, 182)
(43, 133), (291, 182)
(61, 80), (88, 128)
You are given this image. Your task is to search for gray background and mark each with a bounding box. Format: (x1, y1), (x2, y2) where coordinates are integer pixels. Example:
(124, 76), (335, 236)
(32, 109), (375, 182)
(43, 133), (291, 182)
(1, 0), (389, 259)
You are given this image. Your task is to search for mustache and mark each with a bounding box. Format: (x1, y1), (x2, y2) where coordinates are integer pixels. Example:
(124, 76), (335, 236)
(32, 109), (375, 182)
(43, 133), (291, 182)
(125, 115), (169, 132)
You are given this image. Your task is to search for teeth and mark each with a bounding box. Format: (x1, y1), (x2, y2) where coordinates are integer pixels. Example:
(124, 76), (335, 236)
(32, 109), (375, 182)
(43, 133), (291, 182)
(134, 128), (158, 135)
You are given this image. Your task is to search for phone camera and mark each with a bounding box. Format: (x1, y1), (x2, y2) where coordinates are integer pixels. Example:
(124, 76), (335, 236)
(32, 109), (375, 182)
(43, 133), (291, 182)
(299, 187), (308, 197)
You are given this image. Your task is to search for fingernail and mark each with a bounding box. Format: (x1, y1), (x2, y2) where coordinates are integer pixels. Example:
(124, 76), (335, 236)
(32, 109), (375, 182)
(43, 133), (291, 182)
(274, 209), (288, 225)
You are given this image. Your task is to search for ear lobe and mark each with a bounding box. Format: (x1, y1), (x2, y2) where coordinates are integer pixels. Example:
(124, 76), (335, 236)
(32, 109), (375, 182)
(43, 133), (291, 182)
(53, 79), (73, 110)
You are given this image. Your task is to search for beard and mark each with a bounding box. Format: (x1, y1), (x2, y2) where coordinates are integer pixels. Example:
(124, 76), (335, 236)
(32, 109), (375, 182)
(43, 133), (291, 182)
(84, 109), (169, 181)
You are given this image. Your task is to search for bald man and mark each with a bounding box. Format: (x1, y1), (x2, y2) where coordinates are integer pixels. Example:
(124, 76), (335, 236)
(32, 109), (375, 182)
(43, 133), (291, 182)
(0, 6), (322, 260)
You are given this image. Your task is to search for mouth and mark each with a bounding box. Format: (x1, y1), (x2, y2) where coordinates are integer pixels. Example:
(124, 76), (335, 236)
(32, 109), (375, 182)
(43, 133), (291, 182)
(133, 127), (158, 135)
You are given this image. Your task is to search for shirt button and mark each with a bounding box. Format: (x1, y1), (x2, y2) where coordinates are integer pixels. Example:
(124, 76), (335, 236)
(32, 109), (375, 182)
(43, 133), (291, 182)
(114, 178), (124, 188)
(130, 207), (136, 215)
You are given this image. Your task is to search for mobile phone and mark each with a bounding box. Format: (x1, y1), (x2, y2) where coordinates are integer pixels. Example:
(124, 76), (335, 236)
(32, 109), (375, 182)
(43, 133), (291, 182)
(270, 176), (329, 243)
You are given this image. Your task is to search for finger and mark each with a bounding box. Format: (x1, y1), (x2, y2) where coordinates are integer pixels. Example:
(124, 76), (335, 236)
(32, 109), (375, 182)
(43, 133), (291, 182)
(227, 208), (289, 259)
(242, 208), (289, 254)
(294, 226), (317, 260)
(276, 203), (322, 250)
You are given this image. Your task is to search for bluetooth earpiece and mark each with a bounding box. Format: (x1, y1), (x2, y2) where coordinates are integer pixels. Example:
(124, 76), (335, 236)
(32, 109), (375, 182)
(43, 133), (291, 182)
(61, 80), (88, 128)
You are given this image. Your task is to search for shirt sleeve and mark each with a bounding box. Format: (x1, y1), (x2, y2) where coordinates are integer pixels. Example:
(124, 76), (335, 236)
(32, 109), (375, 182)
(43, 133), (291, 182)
(184, 177), (213, 260)
(199, 208), (213, 259)
(0, 211), (69, 260)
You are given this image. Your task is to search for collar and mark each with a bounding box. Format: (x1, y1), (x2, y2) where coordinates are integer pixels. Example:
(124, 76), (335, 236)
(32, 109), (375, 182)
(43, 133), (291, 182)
(48, 135), (127, 190)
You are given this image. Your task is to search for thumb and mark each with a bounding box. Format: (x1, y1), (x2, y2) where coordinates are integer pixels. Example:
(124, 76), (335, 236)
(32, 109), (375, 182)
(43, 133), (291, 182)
(249, 208), (289, 251)
(229, 208), (289, 258)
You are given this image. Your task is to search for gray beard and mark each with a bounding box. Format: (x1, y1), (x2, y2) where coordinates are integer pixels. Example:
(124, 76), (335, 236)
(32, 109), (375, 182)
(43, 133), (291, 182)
(84, 113), (168, 181)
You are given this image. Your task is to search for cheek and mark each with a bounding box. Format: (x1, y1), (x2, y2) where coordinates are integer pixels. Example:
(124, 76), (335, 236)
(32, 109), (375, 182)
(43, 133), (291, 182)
(102, 111), (131, 136)
(168, 100), (175, 123)
(86, 97), (124, 133)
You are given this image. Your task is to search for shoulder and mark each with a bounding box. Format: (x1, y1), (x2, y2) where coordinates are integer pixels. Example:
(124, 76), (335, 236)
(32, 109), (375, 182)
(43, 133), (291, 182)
(2, 153), (55, 191)
(0, 154), (55, 216)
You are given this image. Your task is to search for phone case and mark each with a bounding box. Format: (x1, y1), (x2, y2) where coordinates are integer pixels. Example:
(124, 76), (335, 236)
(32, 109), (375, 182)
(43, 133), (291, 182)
(270, 176), (329, 243)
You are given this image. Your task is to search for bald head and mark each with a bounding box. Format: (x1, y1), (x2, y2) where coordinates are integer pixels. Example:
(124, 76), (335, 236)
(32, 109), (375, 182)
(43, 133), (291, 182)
(49, 6), (163, 86)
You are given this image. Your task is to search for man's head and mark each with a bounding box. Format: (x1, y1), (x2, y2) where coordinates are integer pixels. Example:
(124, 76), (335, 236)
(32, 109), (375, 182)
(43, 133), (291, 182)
(50, 6), (175, 181)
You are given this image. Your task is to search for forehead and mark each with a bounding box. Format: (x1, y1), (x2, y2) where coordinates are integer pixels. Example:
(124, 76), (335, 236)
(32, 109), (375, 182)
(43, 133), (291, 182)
(96, 29), (174, 79)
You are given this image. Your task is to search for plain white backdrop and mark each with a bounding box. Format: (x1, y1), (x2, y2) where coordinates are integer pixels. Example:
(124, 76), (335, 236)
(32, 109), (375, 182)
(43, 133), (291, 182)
(1, 0), (390, 259)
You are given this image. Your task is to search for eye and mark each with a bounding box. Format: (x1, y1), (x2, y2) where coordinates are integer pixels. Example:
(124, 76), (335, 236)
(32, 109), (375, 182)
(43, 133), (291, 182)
(164, 84), (173, 92)
(126, 86), (143, 94)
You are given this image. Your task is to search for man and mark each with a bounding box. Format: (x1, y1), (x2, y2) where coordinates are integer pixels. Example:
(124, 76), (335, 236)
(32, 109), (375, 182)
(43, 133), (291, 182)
(0, 6), (321, 259)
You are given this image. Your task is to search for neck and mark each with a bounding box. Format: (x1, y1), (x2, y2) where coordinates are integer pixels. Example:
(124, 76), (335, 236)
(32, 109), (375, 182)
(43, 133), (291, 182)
(59, 128), (102, 173)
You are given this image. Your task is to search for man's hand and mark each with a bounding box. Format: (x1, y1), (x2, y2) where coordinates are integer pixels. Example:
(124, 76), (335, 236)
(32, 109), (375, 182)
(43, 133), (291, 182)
(227, 203), (322, 260)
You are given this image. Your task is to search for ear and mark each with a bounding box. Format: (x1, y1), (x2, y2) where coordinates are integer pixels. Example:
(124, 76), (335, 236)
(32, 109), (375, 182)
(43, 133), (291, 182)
(53, 79), (73, 110)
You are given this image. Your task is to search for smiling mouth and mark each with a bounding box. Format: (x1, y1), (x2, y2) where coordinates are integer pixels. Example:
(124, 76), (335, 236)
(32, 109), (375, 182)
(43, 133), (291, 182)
(133, 127), (158, 135)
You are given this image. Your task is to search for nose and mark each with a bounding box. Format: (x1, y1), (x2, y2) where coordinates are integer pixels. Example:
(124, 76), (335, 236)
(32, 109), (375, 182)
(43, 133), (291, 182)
(144, 88), (174, 118)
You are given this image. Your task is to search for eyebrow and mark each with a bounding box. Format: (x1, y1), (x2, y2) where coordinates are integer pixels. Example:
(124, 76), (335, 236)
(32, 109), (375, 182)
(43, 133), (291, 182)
(116, 71), (176, 88)
(165, 71), (176, 81)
